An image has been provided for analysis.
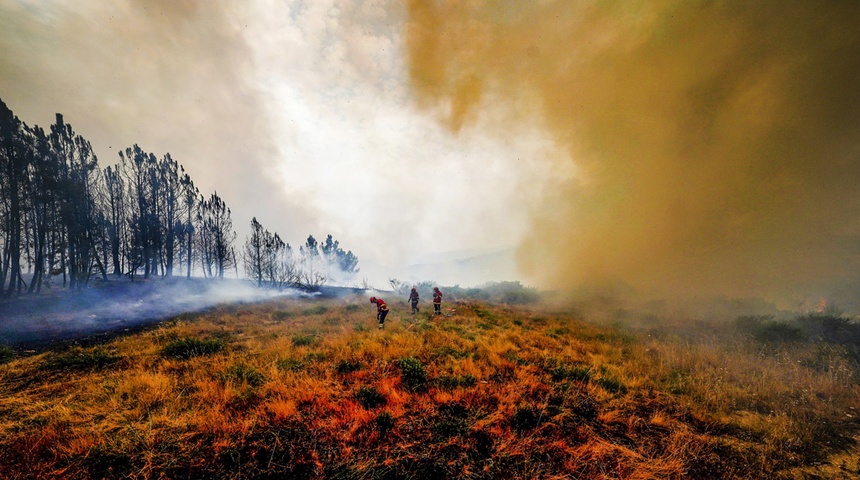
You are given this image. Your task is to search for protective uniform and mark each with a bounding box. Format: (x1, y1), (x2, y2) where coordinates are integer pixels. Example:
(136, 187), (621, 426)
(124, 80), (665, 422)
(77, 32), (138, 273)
(408, 288), (420, 314)
(370, 296), (389, 328)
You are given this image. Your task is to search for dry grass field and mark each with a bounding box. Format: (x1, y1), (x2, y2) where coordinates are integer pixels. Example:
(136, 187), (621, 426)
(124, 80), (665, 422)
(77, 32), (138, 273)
(1, 290), (858, 479)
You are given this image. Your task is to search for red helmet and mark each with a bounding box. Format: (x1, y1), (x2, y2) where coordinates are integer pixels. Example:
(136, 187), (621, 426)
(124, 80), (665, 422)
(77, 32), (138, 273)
(369, 296), (376, 303)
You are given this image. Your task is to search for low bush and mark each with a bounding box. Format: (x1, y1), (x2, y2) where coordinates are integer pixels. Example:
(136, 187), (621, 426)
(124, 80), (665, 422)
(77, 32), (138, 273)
(291, 334), (319, 347)
(355, 386), (386, 409)
(223, 364), (266, 387)
(550, 364), (592, 383)
(335, 359), (362, 374)
(596, 376), (627, 394)
(344, 304), (361, 313)
(161, 338), (225, 360)
(271, 310), (294, 321)
(42, 348), (120, 371)
(510, 405), (542, 432)
(436, 374), (477, 389)
(375, 411), (395, 433)
(433, 403), (470, 439)
(303, 305), (329, 316)
(276, 357), (305, 372)
(0, 345), (14, 364)
(398, 357), (426, 391)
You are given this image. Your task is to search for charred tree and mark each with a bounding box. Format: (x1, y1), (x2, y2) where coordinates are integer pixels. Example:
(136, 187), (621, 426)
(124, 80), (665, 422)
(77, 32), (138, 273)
(103, 164), (128, 276)
(243, 217), (267, 287)
(242, 218), (295, 288)
(26, 127), (59, 293)
(198, 192), (236, 279)
(0, 100), (34, 296)
(119, 145), (159, 279)
(179, 168), (198, 278)
(157, 153), (182, 277)
(51, 114), (102, 289)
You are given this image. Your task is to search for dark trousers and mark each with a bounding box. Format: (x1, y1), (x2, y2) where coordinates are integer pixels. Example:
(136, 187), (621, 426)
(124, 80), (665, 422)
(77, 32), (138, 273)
(434, 303), (441, 314)
(378, 310), (389, 325)
(411, 300), (419, 313)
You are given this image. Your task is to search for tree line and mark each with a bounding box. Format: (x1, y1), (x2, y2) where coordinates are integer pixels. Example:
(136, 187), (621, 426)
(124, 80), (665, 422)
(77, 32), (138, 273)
(0, 99), (358, 296)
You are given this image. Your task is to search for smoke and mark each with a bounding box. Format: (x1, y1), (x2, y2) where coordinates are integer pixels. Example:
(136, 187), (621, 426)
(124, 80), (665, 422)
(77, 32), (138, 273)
(0, 0), (553, 280)
(404, 1), (860, 304)
(0, 0), (317, 239)
(0, 278), (304, 346)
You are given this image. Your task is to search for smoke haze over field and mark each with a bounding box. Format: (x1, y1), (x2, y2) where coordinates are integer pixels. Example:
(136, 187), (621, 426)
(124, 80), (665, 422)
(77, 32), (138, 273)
(3, 1), (860, 307)
(0, 278), (298, 345)
(405, 1), (860, 305)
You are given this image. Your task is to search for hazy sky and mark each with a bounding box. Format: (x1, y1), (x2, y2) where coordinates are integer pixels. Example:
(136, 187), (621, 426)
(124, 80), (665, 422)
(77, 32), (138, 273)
(3, 1), (860, 307)
(0, 0), (553, 286)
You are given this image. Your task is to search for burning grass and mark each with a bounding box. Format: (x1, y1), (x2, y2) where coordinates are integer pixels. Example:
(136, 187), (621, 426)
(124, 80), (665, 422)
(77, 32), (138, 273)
(0, 295), (859, 479)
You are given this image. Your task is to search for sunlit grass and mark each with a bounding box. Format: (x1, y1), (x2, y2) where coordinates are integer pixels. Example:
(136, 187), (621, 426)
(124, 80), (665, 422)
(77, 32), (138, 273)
(0, 294), (858, 479)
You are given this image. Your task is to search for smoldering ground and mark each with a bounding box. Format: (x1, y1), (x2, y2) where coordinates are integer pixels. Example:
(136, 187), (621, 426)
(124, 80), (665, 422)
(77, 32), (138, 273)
(404, 1), (860, 309)
(0, 278), (314, 346)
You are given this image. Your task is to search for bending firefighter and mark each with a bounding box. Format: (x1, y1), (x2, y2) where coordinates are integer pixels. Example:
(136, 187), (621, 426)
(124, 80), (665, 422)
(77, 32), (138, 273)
(408, 287), (420, 314)
(433, 287), (443, 315)
(370, 296), (389, 329)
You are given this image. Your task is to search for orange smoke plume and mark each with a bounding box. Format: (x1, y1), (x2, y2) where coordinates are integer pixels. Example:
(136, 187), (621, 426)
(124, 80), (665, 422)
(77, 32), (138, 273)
(405, 0), (860, 302)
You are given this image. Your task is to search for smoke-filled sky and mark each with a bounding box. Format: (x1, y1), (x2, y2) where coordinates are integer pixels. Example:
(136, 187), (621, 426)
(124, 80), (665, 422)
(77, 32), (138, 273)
(0, 0), (555, 286)
(3, 1), (860, 306)
(406, 0), (860, 307)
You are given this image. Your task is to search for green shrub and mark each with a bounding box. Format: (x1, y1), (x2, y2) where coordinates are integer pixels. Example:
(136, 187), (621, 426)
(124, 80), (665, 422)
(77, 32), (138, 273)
(161, 338), (225, 360)
(375, 411), (395, 433)
(437, 374), (477, 389)
(511, 405), (542, 432)
(500, 287), (541, 305)
(398, 357), (426, 391)
(546, 327), (571, 339)
(551, 364), (592, 383)
(336, 359), (362, 374)
(734, 314), (773, 333)
(303, 305), (329, 316)
(355, 385), (387, 409)
(42, 348), (120, 371)
(796, 314), (860, 344)
(303, 351), (328, 363)
(276, 357), (305, 372)
(433, 403), (470, 439)
(0, 345), (14, 364)
(271, 310), (294, 321)
(344, 304), (361, 313)
(596, 376), (627, 394)
(737, 313), (860, 344)
(291, 334), (319, 347)
(223, 364), (266, 387)
(433, 346), (472, 360)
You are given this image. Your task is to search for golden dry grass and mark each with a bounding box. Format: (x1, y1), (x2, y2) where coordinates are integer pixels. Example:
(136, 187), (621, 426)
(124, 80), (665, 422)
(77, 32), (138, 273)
(0, 293), (858, 479)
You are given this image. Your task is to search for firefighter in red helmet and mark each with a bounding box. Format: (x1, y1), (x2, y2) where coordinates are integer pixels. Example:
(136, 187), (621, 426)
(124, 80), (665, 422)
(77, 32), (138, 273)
(370, 296), (389, 329)
(433, 287), (443, 315)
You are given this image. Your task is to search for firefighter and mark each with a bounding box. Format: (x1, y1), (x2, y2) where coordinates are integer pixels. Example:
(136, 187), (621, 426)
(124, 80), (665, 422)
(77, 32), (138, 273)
(369, 296), (389, 329)
(433, 287), (443, 315)
(408, 287), (420, 314)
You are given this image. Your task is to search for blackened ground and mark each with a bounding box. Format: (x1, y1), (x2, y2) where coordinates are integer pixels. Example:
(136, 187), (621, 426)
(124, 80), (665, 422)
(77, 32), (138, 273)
(0, 278), (365, 349)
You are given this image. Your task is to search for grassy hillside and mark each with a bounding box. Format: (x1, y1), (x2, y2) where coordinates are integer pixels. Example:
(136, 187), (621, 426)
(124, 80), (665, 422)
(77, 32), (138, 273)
(0, 294), (858, 479)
